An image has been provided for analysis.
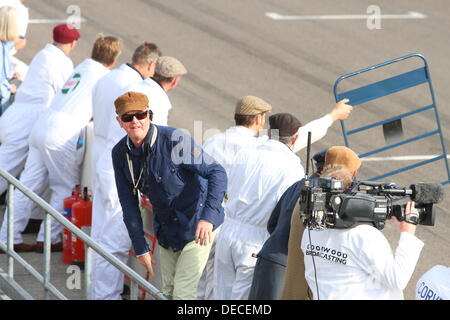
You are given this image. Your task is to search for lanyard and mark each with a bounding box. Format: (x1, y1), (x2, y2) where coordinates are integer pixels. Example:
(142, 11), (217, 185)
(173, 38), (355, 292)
(126, 125), (158, 196)
(126, 153), (144, 196)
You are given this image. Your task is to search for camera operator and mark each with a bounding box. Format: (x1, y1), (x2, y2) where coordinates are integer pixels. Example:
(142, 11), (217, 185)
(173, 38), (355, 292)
(301, 165), (424, 300)
(249, 146), (360, 300)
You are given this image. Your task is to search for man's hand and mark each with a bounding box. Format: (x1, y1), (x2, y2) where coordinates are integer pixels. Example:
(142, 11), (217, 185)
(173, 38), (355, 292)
(137, 252), (155, 277)
(195, 220), (213, 246)
(391, 201), (418, 235)
(330, 98), (353, 122)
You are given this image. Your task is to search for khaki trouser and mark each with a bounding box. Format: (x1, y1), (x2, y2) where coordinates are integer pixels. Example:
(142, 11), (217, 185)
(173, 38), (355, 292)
(281, 203), (311, 300)
(159, 229), (218, 300)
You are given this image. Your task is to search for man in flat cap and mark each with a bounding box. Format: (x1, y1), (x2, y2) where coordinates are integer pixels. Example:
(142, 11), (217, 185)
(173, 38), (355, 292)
(198, 96), (352, 299)
(111, 91), (226, 300)
(247, 146), (361, 300)
(90, 42), (161, 300)
(213, 113), (305, 300)
(152, 56), (187, 93)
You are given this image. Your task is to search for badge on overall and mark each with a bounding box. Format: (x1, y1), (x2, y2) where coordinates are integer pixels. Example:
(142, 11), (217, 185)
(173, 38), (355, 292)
(62, 73), (81, 94)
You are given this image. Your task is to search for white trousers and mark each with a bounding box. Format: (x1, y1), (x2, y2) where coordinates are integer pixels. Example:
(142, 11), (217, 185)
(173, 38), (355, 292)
(0, 115), (85, 244)
(0, 103), (51, 220)
(0, 103), (39, 195)
(0, 146), (57, 244)
(90, 144), (132, 300)
(213, 218), (269, 300)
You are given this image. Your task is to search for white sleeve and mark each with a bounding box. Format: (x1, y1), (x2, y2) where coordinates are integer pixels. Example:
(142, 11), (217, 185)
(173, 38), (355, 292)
(355, 228), (424, 290)
(292, 114), (333, 153)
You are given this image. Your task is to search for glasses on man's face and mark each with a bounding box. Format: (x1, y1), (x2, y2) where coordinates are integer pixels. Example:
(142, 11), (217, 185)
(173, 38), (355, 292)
(120, 110), (149, 123)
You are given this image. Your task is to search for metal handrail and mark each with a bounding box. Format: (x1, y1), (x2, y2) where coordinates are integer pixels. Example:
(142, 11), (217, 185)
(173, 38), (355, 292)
(0, 167), (166, 300)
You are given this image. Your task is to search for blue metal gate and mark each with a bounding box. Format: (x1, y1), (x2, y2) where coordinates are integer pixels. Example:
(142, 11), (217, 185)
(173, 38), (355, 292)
(333, 53), (450, 185)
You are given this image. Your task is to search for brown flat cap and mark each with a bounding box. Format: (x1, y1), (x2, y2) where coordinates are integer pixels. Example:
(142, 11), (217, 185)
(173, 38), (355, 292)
(324, 146), (361, 173)
(155, 56), (187, 78)
(269, 113), (302, 137)
(114, 91), (149, 116)
(235, 96), (272, 116)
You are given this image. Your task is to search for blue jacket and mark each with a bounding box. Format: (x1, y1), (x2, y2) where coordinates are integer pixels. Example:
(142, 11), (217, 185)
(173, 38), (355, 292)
(112, 124), (227, 255)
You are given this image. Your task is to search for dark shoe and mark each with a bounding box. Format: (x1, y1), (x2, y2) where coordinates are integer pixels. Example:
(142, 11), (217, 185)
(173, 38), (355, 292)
(23, 219), (43, 234)
(35, 241), (63, 253)
(0, 243), (36, 254)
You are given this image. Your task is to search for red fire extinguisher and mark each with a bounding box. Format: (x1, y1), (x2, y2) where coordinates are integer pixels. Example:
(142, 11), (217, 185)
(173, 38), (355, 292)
(62, 184), (81, 265)
(71, 187), (92, 269)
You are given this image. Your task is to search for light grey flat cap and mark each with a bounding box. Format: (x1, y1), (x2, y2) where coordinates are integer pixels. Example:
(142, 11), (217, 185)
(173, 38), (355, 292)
(235, 96), (272, 116)
(155, 56), (187, 77)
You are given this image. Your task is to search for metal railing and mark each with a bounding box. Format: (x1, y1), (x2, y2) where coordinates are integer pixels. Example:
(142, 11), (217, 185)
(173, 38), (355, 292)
(0, 167), (166, 300)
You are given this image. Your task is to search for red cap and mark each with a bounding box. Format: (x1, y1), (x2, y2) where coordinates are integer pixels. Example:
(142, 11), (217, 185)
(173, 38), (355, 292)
(53, 24), (80, 44)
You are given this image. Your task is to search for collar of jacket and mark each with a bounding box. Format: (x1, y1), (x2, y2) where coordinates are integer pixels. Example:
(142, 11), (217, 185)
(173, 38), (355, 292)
(125, 124), (158, 155)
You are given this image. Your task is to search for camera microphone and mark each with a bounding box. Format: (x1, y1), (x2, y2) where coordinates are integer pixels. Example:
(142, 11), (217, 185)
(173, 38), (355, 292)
(410, 183), (444, 204)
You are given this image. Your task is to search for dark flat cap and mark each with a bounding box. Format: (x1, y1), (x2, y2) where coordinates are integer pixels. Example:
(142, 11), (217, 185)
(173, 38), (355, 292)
(313, 148), (328, 172)
(269, 113), (302, 137)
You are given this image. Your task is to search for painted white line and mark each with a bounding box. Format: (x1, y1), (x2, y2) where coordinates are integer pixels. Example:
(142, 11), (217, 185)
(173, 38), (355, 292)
(265, 11), (427, 21)
(29, 18), (87, 24)
(362, 155), (450, 162)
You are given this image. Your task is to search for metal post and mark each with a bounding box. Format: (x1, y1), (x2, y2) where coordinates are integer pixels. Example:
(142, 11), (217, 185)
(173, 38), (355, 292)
(84, 246), (92, 299)
(7, 184), (14, 278)
(43, 213), (51, 300)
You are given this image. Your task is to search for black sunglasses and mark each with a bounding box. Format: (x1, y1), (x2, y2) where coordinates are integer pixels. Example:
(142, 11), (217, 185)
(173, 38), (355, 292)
(120, 110), (150, 122)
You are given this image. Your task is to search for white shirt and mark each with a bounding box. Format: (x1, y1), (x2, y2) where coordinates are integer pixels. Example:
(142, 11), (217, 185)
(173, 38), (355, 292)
(416, 265), (450, 300)
(203, 126), (259, 177)
(225, 139), (304, 228)
(14, 44), (73, 110)
(301, 225), (424, 300)
(0, 0), (28, 37)
(92, 63), (143, 143)
(203, 114), (333, 178)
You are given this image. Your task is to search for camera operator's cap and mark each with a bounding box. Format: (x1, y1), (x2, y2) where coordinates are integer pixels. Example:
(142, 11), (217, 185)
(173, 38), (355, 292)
(53, 23), (80, 44)
(114, 91), (149, 116)
(155, 56), (187, 78)
(324, 146), (361, 172)
(235, 96), (272, 116)
(269, 113), (302, 137)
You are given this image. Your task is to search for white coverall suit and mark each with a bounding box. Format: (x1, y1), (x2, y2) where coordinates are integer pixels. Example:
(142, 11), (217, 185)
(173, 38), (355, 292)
(214, 139), (304, 300)
(0, 44), (73, 244)
(90, 64), (143, 300)
(2, 59), (109, 245)
(301, 224), (424, 300)
(90, 72), (172, 300)
(199, 115), (334, 300)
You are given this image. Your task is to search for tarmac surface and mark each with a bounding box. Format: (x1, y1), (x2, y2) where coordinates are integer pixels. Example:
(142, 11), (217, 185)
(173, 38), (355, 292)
(1, 0), (449, 300)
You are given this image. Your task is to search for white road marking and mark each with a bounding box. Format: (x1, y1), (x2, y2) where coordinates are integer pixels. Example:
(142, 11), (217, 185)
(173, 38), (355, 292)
(265, 11), (427, 21)
(362, 155), (450, 162)
(29, 18), (87, 24)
